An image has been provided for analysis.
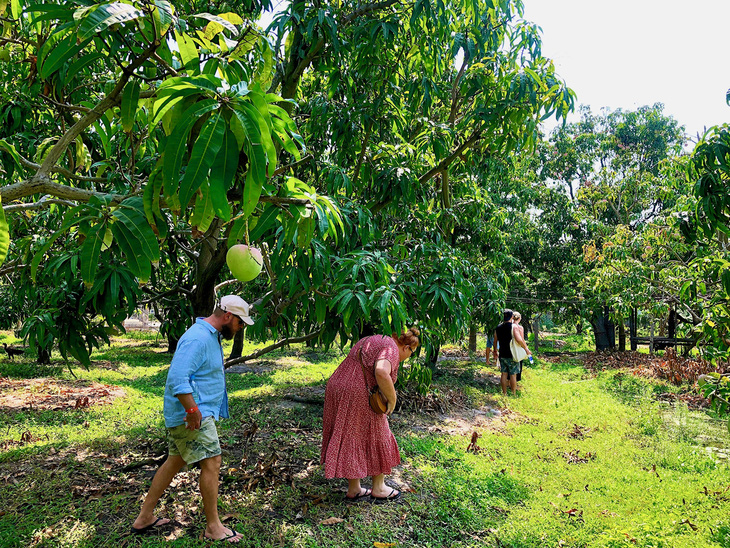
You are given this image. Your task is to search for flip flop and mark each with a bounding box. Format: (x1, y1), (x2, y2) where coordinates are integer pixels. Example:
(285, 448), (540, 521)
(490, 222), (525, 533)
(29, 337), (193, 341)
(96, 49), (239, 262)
(345, 488), (372, 503)
(371, 488), (401, 504)
(204, 529), (242, 543)
(130, 516), (168, 535)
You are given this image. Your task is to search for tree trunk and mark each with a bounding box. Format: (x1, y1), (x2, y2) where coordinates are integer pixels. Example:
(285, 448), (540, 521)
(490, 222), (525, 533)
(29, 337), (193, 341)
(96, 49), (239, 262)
(533, 314), (540, 354)
(426, 342), (440, 369)
(192, 221), (229, 319)
(37, 347), (51, 365)
(618, 319), (626, 352)
(629, 307), (638, 351)
(166, 333), (178, 354)
(576, 321), (583, 335)
(668, 309), (676, 339)
(229, 328), (244, 360)
(468, 324), (477, 353)
(592, 307), (616, 351)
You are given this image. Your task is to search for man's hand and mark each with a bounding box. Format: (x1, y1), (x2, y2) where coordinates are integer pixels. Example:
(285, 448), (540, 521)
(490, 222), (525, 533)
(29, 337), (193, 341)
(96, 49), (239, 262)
(184, 408), (202, 430)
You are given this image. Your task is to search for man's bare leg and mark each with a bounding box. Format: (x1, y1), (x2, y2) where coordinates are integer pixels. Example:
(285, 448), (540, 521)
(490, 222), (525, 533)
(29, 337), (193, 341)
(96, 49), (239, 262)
(509, 373), (517, 395)
(132, 454), (185, 530)
(501, 372), (509, 395)
(200, 455), (241, 542)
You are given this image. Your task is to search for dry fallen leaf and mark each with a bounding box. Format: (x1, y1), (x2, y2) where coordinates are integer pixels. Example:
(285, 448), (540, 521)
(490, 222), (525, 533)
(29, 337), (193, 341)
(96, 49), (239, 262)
(373, 543), (396, 548)
(319, 517), (345, 526)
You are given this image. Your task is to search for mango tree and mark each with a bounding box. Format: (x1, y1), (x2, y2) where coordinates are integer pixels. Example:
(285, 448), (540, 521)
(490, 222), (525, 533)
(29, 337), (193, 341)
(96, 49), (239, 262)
(0, 0), (573, 382)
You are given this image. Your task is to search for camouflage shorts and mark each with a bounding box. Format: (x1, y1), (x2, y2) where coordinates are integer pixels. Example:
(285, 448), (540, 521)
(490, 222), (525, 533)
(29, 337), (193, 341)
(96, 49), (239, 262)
(167, 416), (221, 464)
(500, 358), (521, 376)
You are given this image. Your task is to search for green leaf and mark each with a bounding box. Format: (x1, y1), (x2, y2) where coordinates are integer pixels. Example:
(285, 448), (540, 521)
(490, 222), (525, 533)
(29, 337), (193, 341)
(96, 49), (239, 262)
(174, 30), (198, 70)
(244, 94), (277, 171)
(193, 12), (239, 36)
(31, 212), (94, 282)
(66, 52), (104, 81)
(0, 196), (9, 266)
(121, 80), (141, 132)
(0, 138), (22, 169)
(111, 220), (151, 283)
(242, 168), (263, 219)
(232, 105), (267, 213)
(190, 183), (215, 233)
(179, 111), (225, 208)
(76, 3), (145, 41)
(249, 204), (279, 241)
(162, 98), (219, 197)
(208, 128), (237, 221)
(152, 0), (173, 38)
(111, 198), (160, 264)
(80, 222), (106, 287)
(25, 3), (75, 25)
(226, 216), (247, 248)
(39, 31), (90, 80)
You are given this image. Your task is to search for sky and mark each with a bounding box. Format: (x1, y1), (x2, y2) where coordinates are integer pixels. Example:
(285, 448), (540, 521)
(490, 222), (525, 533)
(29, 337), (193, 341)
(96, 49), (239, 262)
(521, 0), (730, 141)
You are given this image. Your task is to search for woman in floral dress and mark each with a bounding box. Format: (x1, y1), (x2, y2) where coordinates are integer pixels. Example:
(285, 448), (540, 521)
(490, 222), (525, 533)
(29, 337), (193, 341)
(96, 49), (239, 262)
(321, 327), (420, 503)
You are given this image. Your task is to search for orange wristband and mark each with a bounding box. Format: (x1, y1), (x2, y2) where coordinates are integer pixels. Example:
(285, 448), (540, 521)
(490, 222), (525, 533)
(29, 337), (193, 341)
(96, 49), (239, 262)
(186, 406), (198, 414)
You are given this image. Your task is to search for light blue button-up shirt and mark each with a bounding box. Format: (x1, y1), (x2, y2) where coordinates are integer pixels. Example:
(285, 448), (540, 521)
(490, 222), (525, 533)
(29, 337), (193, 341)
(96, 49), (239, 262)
(163, 318), (230, 428)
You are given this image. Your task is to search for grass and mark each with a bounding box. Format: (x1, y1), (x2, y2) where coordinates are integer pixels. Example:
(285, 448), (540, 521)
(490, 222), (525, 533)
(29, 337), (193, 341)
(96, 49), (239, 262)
(1, 334), (730, 547)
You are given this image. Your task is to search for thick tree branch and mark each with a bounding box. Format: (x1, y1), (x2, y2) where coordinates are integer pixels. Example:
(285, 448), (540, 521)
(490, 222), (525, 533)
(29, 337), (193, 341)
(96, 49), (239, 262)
(0, 179), (126, 204)
(225, 329), (323, 367)
(3, 197), (76, 212)
(15, 150), (106, 183)
(0, 261), (27, 277)
(417, 130), (482, 185)
(270, 154), (313, 177)
(30, 43), (158, 189)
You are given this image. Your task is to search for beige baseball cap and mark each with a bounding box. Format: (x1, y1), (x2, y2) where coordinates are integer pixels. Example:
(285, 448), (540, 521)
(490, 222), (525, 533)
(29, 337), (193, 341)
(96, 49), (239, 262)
(219, 295), (254, 325)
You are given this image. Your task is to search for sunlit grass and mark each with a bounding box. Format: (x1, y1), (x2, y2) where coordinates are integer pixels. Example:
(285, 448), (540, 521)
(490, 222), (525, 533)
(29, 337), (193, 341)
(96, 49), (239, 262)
(1, 334), (730, 547)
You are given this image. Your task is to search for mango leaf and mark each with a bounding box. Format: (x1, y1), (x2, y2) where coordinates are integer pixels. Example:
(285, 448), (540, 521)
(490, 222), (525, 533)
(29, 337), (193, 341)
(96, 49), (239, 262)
(174, 29), (198, 70)
(0, 138), (23, 169)
(202, 12), (243, 40)
(76, 3), (145, 41)
(248, 204), (279, 242)
(232, 104), (267, 187)
(178, 111), (225, 208)
(242, 168), (263, 219)
(80, 222), (106, 287)
(0, 196), (9, 266)
(143, 166), (164, 229)
(66, 52), (104, 81)
(208, 128), (237, 221)
(30, 211), (94, 282)
(121, 80), (141, 132)
(39, 32), (90, 80)
(297, 215), (314, 249)
(152, 0), (173, 38)
(26, 3), (76, 26)
(193, 12), (239, 36)
(243, 94), (276, 171)
(111, 197), (160, 264)
(226, 216), (247, 248)
(111, 220), (151, 283)
(190, 184), (215, 233)
(162, 98), (219, 197)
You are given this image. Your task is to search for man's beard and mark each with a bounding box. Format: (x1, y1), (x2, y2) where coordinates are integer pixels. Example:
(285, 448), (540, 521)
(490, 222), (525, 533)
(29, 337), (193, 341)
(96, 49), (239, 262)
(221, 324), (235, 340)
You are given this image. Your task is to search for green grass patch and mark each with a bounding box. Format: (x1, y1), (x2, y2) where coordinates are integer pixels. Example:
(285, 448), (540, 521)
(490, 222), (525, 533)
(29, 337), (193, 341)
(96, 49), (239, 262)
(0, 338), (729, 547)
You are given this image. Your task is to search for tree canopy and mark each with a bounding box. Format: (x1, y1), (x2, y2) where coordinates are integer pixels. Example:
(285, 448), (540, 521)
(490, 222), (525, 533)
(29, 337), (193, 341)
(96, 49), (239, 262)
(0, 0), (573, 375)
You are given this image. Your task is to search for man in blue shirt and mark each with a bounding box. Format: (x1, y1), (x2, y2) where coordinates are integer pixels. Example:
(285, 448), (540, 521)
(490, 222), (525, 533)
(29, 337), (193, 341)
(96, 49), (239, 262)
(131, 295), (253, 543)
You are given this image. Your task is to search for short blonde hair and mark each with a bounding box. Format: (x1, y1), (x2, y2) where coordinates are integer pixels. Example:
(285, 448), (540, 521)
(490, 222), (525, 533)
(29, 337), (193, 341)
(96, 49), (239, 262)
(512, 312), (522, 321)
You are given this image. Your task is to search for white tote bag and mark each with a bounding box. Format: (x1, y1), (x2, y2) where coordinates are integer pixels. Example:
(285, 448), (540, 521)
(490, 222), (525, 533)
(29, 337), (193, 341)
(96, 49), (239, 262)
(510, 324), (528, 362)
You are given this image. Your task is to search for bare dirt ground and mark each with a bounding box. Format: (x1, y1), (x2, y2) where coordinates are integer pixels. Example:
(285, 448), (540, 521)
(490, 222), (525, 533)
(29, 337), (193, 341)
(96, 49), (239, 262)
(0, 377), (126, 413)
